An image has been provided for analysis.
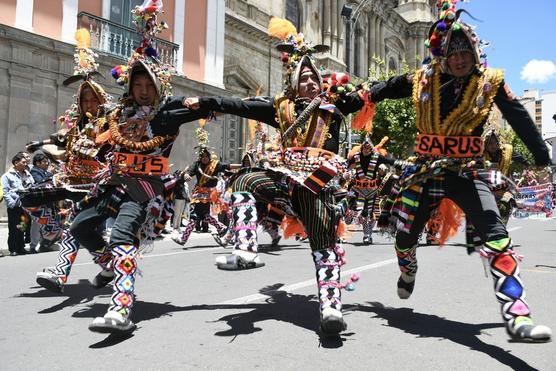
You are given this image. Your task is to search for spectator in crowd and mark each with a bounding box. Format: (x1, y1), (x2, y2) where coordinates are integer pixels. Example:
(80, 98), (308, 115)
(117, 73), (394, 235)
(1, 152), (34, 256)
(29, 152), (54, 253)
(171, 169), (189, 232)
(22, 151), (32, 245)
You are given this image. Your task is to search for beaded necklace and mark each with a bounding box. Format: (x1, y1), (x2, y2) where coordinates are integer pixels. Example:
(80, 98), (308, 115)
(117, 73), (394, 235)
(107, 104), (175, 153)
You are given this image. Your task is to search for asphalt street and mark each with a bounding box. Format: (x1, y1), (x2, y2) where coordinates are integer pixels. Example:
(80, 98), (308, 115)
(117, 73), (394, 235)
(1, 219), (555, 370)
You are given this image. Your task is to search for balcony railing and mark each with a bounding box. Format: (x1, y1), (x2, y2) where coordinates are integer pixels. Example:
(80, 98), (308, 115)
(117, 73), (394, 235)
(77, 12), (179, 68)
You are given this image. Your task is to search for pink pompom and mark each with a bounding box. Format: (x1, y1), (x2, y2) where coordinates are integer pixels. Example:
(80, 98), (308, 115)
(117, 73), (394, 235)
(336, 246), (345, 256)
(350, 273), (360, 282)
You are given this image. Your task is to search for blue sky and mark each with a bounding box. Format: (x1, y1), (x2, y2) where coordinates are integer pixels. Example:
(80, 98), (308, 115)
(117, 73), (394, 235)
(459, 0), (556, 95)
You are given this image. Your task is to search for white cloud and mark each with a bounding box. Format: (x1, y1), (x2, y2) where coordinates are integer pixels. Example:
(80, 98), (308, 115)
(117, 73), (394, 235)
(520, 59), (556, 84)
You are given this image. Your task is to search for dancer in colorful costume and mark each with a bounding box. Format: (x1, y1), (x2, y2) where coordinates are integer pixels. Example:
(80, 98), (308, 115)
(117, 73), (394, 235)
(172, 128), (233, 246)
(346, 136), (393, 245)
(68, 0), (209, 334)
(25, 29), (114, 293)
(183, 18), (366, 335)
(365, 1), (551, 342)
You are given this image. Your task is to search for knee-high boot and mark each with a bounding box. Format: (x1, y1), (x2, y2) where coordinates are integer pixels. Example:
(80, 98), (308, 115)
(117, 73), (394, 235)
(35, 229), (80, 293)
(205, 214), (226, 233)
(362, 218), (374, 244)
(109, 244), (138, 316)
(313, 247), (346, 334)
(89, 244), (137, 333)
(174, 219), (196, 245)
(216, 192), (263, 269)
(53, 230), (80, 282)
(396, 243), (418, 299)
(482, 238), (551, 342)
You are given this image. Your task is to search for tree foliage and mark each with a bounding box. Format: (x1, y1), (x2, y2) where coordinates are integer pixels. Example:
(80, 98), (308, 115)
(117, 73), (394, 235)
(356, 57), (418, 158)
(500, 127), (535, 174)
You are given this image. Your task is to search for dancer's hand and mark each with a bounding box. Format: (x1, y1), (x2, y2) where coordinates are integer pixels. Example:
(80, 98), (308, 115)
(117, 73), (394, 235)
(183, 97), (200, 110)
(183, 174), (192, 182)
(26, 141), (42, 152)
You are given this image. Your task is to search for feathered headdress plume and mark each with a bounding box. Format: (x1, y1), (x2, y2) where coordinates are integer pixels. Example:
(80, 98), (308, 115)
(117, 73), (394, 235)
(63, 28), (101, 86)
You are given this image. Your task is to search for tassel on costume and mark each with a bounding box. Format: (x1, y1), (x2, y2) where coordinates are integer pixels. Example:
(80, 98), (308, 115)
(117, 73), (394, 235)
(351, 90), (376, 133)
(426, 198), (464, 246)
(280, 215), (307, 239)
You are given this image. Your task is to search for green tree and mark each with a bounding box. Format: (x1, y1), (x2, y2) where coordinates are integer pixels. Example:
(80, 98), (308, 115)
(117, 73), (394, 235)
(354, 57), (417, 158)
(499, 127), (535, 174)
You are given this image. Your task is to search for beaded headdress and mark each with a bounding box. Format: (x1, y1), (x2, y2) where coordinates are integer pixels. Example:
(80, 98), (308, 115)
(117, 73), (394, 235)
(267, 17), (329, 98)
(59, 29), (110, 130)
(111, 0), (175, 99)
(195, 120), (212, 157)
(425, 1), (487, 67)
(63, 28), (101, 86)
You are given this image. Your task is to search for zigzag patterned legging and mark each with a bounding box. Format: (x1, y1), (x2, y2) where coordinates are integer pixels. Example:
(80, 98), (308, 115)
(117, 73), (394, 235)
(231, 171), (338, 251)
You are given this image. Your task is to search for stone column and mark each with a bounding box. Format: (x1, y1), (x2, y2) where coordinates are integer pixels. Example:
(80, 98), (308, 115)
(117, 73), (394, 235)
(373, 15), (380, 62)
(331, 0), (338, 57)
(379, 19), (385, 61)
(323, 0), (331, 47)
(368, 13), (375, 59)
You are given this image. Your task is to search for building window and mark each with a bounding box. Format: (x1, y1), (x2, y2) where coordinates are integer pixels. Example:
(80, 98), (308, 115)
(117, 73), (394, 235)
(110, 0), (143, 27)
(224, 115), (243, 163)
(285, 0), (301, 30)
(388, 57), (397, 73)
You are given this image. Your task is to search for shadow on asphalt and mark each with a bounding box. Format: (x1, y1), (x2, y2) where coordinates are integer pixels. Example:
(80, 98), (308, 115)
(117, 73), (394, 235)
(350, 242), (391, 247)
(71, 283), (350, 348)
(350, 301), (539, 371)
(17, 279), (111, 314)
(89, 333), (135, 348)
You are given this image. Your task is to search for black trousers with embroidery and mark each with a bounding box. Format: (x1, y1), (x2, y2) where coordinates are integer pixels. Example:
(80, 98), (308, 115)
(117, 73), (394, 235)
(231, 171), (338, 251)
(396, 173), (507, 248)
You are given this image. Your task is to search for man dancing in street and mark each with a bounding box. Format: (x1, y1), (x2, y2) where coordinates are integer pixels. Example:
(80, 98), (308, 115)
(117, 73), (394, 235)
(183, 18), (367, 335)
(68, 1), (209, 334)
(366, 1), (551, 342)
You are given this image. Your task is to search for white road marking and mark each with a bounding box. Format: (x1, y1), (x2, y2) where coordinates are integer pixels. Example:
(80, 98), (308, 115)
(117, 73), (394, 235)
(72, 246), (222, 267)
(507, 226), (522, 232)
(219, 258), (397, 305)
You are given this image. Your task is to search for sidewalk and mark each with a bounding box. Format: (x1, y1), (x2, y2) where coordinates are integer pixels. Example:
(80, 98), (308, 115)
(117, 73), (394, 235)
(0, 222), (215, 257)
(0, 222), (9, 257)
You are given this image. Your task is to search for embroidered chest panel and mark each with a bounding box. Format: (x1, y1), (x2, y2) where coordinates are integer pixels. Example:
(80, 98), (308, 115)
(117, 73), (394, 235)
(275, 96), (333, 148)
(412, 64), (504, 136)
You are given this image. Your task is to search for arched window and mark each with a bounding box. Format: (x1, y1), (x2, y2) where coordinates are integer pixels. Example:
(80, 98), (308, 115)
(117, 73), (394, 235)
(285, 0), (301, 30)
(388, 57), (397, 73)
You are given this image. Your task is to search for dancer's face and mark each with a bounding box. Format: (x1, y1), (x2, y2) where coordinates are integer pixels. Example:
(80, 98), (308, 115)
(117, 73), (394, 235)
(298, 69), (320, 99)
(361, 143), (372, 156)
(80, 88), (100, 117)
(446, 51), (474, 78)
(131, 73), (157, 106)
(200, 153), (210, 165)
(486, 136), (499, 154)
